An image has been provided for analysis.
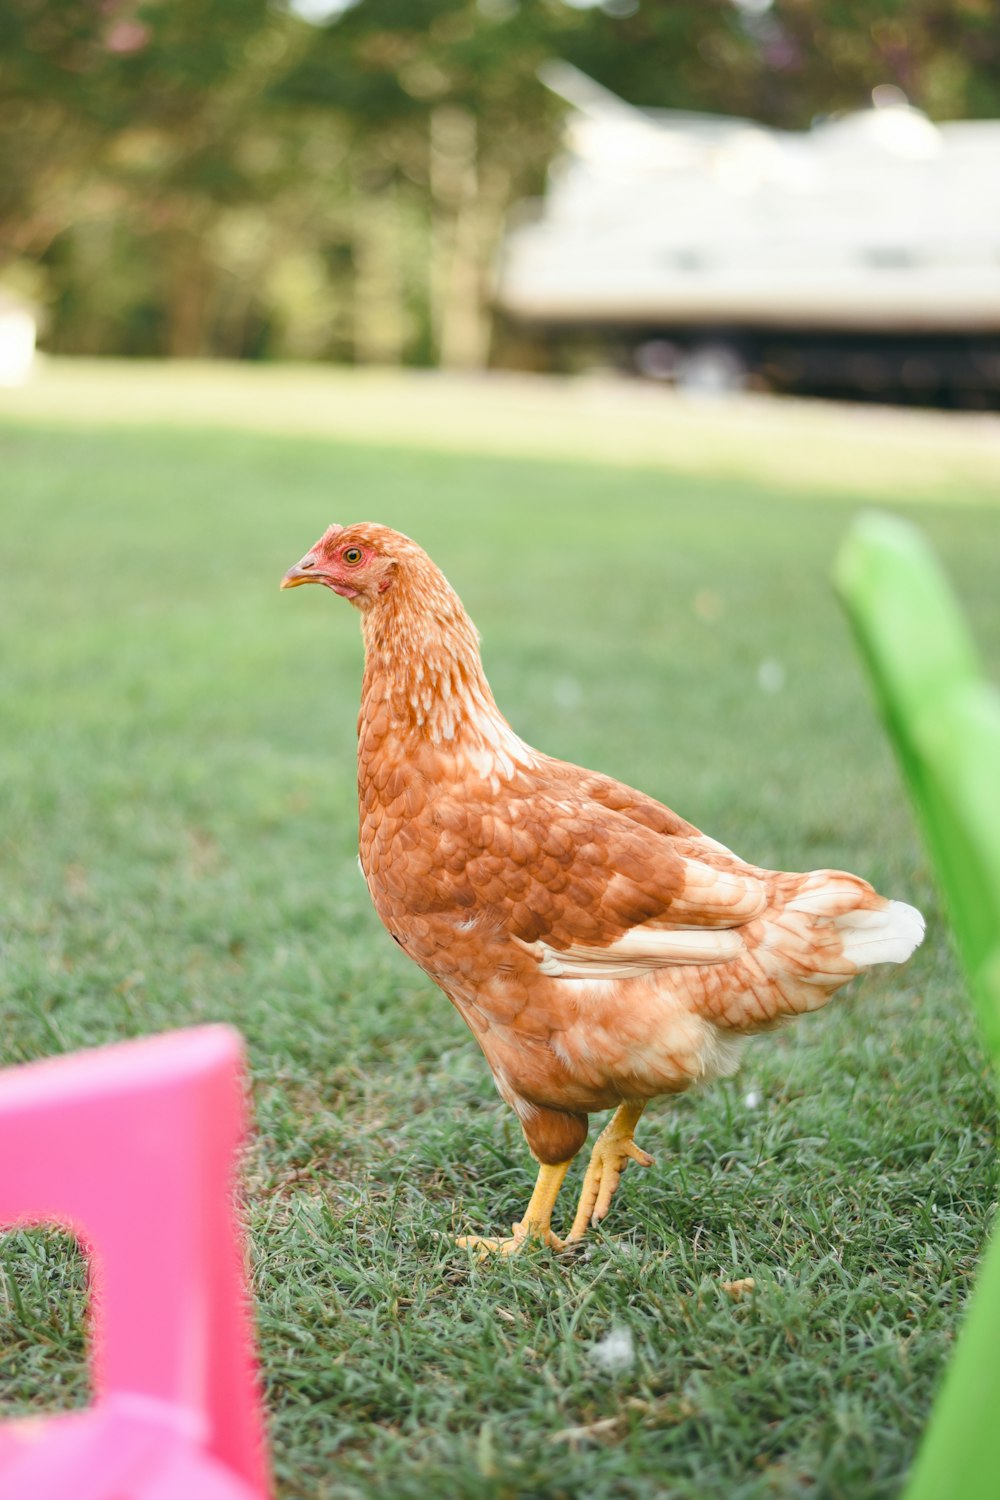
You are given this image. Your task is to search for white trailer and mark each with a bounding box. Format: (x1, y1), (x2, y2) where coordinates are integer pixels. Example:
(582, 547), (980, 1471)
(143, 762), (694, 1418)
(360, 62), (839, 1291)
(496, 64), (1000, 402)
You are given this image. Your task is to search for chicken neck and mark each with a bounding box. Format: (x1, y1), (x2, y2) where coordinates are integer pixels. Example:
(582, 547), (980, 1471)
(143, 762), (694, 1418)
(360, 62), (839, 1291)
(359, 560), (530, 766)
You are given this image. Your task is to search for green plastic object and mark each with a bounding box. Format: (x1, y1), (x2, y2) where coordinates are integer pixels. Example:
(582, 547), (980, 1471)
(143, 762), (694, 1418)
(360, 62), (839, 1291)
(835, 512), (1000, 1500)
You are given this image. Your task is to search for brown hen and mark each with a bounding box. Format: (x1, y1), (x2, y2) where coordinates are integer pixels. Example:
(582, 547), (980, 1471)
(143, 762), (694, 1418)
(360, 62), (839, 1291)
(281, 523), (924, 1254)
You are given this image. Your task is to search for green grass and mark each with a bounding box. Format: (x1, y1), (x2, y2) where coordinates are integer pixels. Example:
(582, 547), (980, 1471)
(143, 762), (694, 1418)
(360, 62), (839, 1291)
(1, 388), (999, 1499)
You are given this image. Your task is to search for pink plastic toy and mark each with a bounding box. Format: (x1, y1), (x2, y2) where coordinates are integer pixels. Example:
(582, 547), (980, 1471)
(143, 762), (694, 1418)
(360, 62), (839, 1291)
(0, 1025), (270, 1499)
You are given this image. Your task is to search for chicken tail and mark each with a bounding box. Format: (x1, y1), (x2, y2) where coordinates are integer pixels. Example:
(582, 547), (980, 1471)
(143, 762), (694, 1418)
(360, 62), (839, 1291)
(828, 898), (925, 968)
(785, 872), (925, 970)
(711, 870), (927, 1027)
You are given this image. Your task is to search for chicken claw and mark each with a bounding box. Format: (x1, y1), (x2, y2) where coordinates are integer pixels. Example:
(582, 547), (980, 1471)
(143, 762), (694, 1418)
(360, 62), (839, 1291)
(457, 1222), (567, 1259)
(567, 1101), (652, 1242)
(456, 1158), (572, 1258)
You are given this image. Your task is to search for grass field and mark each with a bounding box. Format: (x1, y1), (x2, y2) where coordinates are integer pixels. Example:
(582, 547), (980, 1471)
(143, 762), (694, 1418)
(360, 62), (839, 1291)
(2, 365), (999, 1498)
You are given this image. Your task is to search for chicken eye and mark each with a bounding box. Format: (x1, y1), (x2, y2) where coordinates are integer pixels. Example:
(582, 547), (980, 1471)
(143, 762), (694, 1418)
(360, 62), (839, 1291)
(343, 547), (363, 566)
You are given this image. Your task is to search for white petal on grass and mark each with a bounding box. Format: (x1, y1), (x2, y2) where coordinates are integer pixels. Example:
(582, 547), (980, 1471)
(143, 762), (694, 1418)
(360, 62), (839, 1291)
(757, 658), (786, 693)
(590, 1326), (635, 1373)
(693, 588), (724, 622)
(553, 675), (583, 710)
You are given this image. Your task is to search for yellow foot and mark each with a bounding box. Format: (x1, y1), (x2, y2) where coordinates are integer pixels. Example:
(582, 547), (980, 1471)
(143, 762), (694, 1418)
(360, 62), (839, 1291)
(456, 1157), (573, 1258)
(567, 1102), (652, 1243)
(457, 1221), (566, 1259)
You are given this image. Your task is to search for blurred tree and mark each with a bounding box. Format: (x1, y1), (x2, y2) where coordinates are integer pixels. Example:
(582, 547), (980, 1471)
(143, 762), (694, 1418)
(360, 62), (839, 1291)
(1, 0), (997, 362)
(544, 0), (1000, 124)
(274, 0), (567, 364)
(771, 0), (1000, 124)
(0, 0), (316, 354)
(0, 1), (119, 268)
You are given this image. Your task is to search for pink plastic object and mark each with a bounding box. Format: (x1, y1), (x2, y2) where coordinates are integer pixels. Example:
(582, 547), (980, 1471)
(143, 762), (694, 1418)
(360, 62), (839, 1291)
(0, 1026), (270, 1499)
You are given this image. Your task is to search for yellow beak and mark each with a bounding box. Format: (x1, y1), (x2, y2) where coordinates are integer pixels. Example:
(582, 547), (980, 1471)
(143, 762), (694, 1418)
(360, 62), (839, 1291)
(280, 557), (320, 590)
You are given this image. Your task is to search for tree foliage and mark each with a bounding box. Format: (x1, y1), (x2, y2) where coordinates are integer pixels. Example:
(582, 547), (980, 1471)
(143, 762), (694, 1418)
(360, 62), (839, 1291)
(1, 0), (996, 362)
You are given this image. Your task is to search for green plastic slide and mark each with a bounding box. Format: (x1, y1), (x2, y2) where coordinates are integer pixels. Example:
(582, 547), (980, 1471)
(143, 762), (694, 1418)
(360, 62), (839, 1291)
(835, 512), (1000, 1500)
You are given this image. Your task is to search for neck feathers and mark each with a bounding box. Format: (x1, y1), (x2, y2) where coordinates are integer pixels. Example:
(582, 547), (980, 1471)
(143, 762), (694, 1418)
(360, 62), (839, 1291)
(360, 552), (525, 764)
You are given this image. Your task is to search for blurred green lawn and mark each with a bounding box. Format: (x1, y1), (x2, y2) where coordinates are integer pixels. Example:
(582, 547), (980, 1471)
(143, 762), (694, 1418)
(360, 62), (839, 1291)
(1, 374), (999, 1499)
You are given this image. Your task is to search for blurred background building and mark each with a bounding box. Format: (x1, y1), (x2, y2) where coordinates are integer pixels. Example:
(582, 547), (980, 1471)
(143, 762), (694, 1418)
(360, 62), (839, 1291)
(2, 0), (999, 404)
(499, 63), (1000, 404)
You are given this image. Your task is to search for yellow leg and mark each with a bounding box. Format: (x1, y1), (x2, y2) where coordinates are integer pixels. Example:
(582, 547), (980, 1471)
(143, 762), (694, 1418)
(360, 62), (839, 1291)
(567, 1101), (652, 1243)
(457, 1159), (572, 1258)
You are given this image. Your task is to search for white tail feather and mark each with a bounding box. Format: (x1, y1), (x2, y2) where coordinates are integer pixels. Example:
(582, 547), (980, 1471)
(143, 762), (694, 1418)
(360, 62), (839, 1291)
(836, 900), (925, 968)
